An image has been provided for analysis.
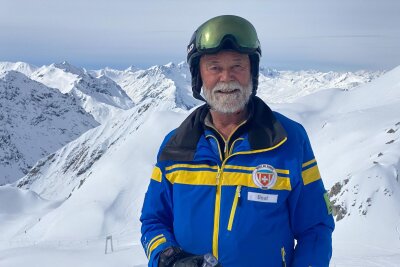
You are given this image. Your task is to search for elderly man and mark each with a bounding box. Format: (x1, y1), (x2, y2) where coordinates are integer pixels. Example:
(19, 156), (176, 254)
(140, 15), (334, 267)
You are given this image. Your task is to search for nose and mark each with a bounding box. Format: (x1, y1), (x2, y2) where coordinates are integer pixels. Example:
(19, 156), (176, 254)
(219, 69), (233, 82)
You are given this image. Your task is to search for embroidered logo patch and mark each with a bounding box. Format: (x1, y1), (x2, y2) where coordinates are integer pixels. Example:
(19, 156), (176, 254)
(252, 164), (277, 190)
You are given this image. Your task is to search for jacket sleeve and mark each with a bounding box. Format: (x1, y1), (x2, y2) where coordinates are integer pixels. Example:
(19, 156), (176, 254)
(140, 163), (179, 266)
(288, 126), (335, 267)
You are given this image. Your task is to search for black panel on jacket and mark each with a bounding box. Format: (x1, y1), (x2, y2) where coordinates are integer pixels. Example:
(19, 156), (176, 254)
(158, 96), (287, 162)
(158, 104), (209, 161)
(247, 96), (287, 150)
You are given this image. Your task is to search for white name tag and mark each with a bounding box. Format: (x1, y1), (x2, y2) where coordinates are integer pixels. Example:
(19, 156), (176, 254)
(248, 192), (278, 203)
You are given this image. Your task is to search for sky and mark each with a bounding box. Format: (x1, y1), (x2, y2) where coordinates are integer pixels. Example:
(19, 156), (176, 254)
(1, 0), (399, 71)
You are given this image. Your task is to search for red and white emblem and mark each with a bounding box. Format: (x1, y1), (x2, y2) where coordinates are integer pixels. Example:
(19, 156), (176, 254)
(252, 164), (277, 190)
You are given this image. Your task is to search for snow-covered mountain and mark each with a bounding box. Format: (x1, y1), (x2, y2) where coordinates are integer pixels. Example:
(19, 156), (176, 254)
(0, 62), (38, 77)
(30, 61), (135, 123)
(1, 60), (398, 266)
(0, 71), (99, 185)
(68, 72), (134, 123)
(258, 68), (384, 103)
(0, 61), (135, 123)
(276, 66), (400, 252)
(89, 65), (138, 84)
(15, 98), (157, 201)
(99, 62), (383, 107)
(102, 62), (201, 110)
(0, 61), (137, 185)
(30, 62), (82, 94)
(16, 63), (388, 202)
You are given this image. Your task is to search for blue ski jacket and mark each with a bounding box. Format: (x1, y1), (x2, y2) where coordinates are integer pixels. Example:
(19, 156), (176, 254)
(140, 96), (334, 267)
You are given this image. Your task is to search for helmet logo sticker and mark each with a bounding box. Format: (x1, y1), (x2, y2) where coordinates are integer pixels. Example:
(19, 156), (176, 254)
(187, 43), (194, 54)
(252, 164), (277, 190)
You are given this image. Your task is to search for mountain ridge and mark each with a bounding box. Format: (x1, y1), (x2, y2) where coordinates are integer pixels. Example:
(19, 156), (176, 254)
(0, 70), (99, 185)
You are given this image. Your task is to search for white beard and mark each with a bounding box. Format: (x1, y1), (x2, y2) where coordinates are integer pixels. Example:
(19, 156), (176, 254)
(202, 80), (253, 113)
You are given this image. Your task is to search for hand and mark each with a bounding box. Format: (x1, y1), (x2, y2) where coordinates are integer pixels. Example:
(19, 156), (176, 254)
(158, 247), (194, 267)
(158, 247), (221, 267)
(173, 255), (206, 267)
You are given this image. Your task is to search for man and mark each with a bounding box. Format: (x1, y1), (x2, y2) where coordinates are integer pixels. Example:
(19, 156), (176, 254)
(140, 15), (334, 267)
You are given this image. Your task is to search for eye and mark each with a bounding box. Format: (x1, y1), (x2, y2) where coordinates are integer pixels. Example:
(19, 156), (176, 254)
(232, 64), (245, 72)
(208, 65), (221, 72)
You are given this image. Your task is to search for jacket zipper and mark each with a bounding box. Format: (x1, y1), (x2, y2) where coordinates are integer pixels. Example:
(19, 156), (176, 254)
(281, 246), (287, 267)
(209, 123), (245, 259)
(227, 185), (241, 231)
(207, 120), (287, 260)
(213, 167), (222, 258)
(229, 138), (244, 156)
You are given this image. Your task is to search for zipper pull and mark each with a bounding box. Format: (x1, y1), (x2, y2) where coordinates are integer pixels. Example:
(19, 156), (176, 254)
(224, 142), (228, 158)
(216, 169), (221, 185)
(281, 247), (286, 267)
(237, 185), (242, 206)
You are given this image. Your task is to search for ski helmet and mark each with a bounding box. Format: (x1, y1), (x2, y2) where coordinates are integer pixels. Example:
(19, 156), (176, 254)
(187, 15), (262, 101)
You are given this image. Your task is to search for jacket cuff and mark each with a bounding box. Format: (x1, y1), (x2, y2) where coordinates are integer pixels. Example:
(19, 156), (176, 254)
(149, 241), (178, 267)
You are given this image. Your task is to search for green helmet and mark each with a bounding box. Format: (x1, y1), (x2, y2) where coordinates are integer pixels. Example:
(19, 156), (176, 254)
(187, 15), (262, 101)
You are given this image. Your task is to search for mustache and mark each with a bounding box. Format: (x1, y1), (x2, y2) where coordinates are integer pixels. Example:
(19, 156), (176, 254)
(211, 81), (244, 93)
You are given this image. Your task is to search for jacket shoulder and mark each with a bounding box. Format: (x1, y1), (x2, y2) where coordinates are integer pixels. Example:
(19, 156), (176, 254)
(157, 104), (209, 162)
(273, 112), (309, 140)
(156, 129), (177, 161)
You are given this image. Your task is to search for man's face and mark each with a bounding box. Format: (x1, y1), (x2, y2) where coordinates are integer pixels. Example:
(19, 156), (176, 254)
(199, 50), (252, 114)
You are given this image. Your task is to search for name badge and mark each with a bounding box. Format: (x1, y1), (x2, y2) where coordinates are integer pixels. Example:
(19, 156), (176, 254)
(248, 192), (278, 203)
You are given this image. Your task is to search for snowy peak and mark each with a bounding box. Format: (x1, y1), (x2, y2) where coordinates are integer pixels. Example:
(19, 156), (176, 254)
(30, 63), (81, 94)
(125, 65), (137, 72)
(0, 62), (38, 77)
(26, 61), (135, 123)
(257, 68), (384, 103)
(90, 65), (138, 82)
(69, 73), (134, 123)
(0, 71), (99, 185)
(52, 61), (85, 76)
(103, 62), (201, 111)
(72, 73), (133, 108)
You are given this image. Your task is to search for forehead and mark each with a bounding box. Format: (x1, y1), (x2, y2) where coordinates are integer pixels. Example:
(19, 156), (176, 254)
(200, 50), (249, 63)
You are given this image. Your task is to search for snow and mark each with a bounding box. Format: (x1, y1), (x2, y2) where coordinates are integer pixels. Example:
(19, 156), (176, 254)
(0, 245), (147, 267)
(0, 62), (38, 77)
(0, 71), (99, 185)
(28, 61), (135, 123)
(1, 61), (399, 266)
(257, 67), (384, 103)
(68, 72), (134, 123)
(112, 62), (201, 110)
(30, 62), (82, 94)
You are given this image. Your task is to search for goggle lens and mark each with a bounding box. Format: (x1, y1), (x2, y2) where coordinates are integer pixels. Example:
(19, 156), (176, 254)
(195, 16), (260, 52)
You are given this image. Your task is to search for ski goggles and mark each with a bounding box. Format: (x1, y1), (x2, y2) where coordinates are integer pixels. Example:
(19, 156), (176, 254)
(188, 15), (261, 56)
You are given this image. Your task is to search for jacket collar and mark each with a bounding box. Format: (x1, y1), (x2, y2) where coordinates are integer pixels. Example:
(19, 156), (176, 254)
(246, 96), (287, 150)
(158, 96), (287, 161)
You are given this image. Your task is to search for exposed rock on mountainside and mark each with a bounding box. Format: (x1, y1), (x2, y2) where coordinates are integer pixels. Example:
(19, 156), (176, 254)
(0, 71), (99, 184)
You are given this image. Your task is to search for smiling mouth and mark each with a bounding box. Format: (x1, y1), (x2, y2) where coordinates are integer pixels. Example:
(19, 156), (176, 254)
(216, 89), (240, 94)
